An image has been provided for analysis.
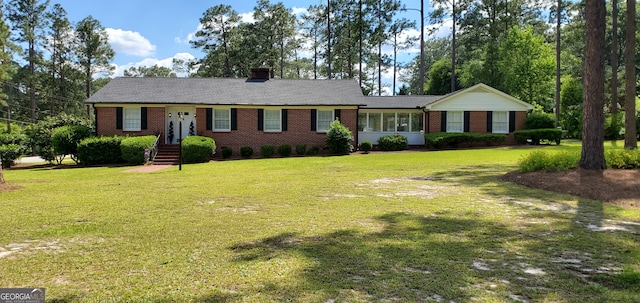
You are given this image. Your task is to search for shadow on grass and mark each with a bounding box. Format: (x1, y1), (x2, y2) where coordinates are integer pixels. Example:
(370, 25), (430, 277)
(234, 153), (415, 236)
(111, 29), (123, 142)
(223, 166), (640, 302)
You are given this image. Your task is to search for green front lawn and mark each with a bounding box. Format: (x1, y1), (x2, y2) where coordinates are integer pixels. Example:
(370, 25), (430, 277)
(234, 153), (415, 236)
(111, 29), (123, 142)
(1, 142), (639, 302)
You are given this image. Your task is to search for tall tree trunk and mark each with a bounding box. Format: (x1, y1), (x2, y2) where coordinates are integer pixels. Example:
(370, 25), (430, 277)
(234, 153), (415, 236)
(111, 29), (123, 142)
(359, 0), (363, 87)
(611, 0), (619, 114)
(393, 33), (397, 96)
(29, 42), (36, 123)
(327, 0), (331, 79)
(450, 0), (456, 92)
(555, 0), (561, 124)
(623, 0), (637, 149)
(0, 161), (4, 184)
(579, 0), (606, 170)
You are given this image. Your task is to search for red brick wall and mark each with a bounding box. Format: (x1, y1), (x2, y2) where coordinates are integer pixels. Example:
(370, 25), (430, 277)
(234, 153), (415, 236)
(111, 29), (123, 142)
(425, 110), (528, 145)
(196, 107), (358, 155)
(95, 106), (165, 137)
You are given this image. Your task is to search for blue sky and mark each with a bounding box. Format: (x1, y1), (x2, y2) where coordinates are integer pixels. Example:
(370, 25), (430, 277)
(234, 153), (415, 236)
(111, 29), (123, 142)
(52, 0), (441, 91)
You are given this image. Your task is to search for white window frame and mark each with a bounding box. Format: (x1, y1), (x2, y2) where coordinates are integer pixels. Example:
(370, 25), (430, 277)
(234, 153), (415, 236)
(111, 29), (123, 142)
(212, 108), (231, 132)
(316, 109), (334, 132)
(264, 109), (281, 132)
(492, 111), (509, 133)
(123, 107), (141, 131)
(446, 111), (463, 133)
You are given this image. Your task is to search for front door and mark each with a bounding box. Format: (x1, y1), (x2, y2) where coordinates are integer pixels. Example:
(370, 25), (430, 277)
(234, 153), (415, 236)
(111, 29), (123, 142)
(166, 107), (196, 144)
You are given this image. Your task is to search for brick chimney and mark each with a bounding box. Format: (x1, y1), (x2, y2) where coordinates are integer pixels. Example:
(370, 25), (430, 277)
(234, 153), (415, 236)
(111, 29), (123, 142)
(249, 68), (272, 81)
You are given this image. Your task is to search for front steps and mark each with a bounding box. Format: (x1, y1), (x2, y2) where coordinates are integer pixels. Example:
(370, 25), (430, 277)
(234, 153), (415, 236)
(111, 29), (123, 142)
(153, 144), (180, 165)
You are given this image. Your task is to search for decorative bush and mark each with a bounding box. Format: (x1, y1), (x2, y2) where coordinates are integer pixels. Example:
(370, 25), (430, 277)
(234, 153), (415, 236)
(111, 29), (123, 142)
(525, 112), (556, 129)
(120, 135), (156, 165)
(51, 125), (93, 164)
(221, 147), (233, 159)
(306, 146), (320, 155)
(295, 144), (307, 155)
(240, 146), (254, 159)
(0, 144), (22, 168)
(518, 150), (580, 172)
(77, 136), (125, 165)
(359, 140), (373, 153)
(606, 149), (640, 169)
(181, 136), (216, 164)
(424, 132), (506, 149)
(326, 119), (353, 154)
(260, 144), (275, 158)
(277, 144), (292, 157)
(377, 135), (408, 151)
(513, 129), (562, 145)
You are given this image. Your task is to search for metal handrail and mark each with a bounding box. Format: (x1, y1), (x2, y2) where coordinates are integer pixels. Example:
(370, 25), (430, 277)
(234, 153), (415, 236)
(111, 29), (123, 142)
(149, 132), (162, 163)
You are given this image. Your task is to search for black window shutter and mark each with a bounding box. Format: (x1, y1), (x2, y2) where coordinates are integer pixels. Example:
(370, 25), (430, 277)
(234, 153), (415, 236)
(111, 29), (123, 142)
(282, 109), (288, 131)
(310, 109), (317, 131)
(231, 108), (237, 130)
(206, 108), (212, 131)
(141, 107), (148, 130)
(116, 107), (123, 130)
(258, 109), (264, 131)
(464, 111), (470, 132)
(440, 111), (447, 132)
(486, 111), (493, 133)
(334, 109), (341, 121)
(509, 111), (516, 132)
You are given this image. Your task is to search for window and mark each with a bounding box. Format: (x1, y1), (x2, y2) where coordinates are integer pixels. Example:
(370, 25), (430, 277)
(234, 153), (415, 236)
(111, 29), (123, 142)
(397, 113), (409, 132)
(446, 111), (463, 133)
(410, 112), (423, 133)
(213, 109), (231, 131)
(264, 109), (281, 132)
(368, 113), (381, 132)
(358, 113), (367, 131)
(492, 111), (509, 133)
(316, 110), (334, 132)
(383, 113), (396, 132)
(123, 107), (141, 131)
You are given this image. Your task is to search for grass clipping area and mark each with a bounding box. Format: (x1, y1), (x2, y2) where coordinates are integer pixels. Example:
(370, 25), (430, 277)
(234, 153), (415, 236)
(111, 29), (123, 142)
(1, 144), (639, 302)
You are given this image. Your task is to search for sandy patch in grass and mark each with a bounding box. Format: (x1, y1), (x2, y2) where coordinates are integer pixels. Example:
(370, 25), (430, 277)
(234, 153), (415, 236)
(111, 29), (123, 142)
(355, 177), (456, 200)
(0, 237), (104, 260)
(0, 239), (65, 259)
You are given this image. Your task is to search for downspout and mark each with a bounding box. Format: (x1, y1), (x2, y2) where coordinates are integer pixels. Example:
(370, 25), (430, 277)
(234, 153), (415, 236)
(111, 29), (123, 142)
(92, 104), (98, 136)
(422, 107), (430, 133)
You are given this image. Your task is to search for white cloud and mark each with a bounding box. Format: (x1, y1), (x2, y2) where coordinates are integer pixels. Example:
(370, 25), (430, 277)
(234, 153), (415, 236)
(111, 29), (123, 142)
(106, 28), (156, 57)
(291, 7), (308, 16)
(113, 52), (196, 77)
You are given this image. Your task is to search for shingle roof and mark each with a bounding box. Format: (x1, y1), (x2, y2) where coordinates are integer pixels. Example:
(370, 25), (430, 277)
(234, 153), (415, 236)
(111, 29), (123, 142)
(86, 77), (368, 106)
(361, 95), (443, 109)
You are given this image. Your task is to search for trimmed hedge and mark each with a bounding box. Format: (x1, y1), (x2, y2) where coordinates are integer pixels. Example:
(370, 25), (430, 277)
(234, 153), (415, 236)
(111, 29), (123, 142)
(606, 149), (640, 169)
(277, 144), (292, 157)
(295, 144), (307, 155)
(359, 140), (373, 152)
(260, 144), (275, 158)
(513, 128), (562, 145)
(377, 135), (408, 151)
(182, 136), (216, 164)
(221, 147), (232, 159)
(121, 136), (156, 165)
(77, 136), (125, 165)
(525, 112), (556, 129)
(424, 132), (506, 149)
(240, 146), (254, 159)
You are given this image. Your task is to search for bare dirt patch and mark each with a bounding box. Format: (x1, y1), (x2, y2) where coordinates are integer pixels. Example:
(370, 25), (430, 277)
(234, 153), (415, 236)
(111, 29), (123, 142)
(0, 182), (22, 192)
(501, 169), (640, 207)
